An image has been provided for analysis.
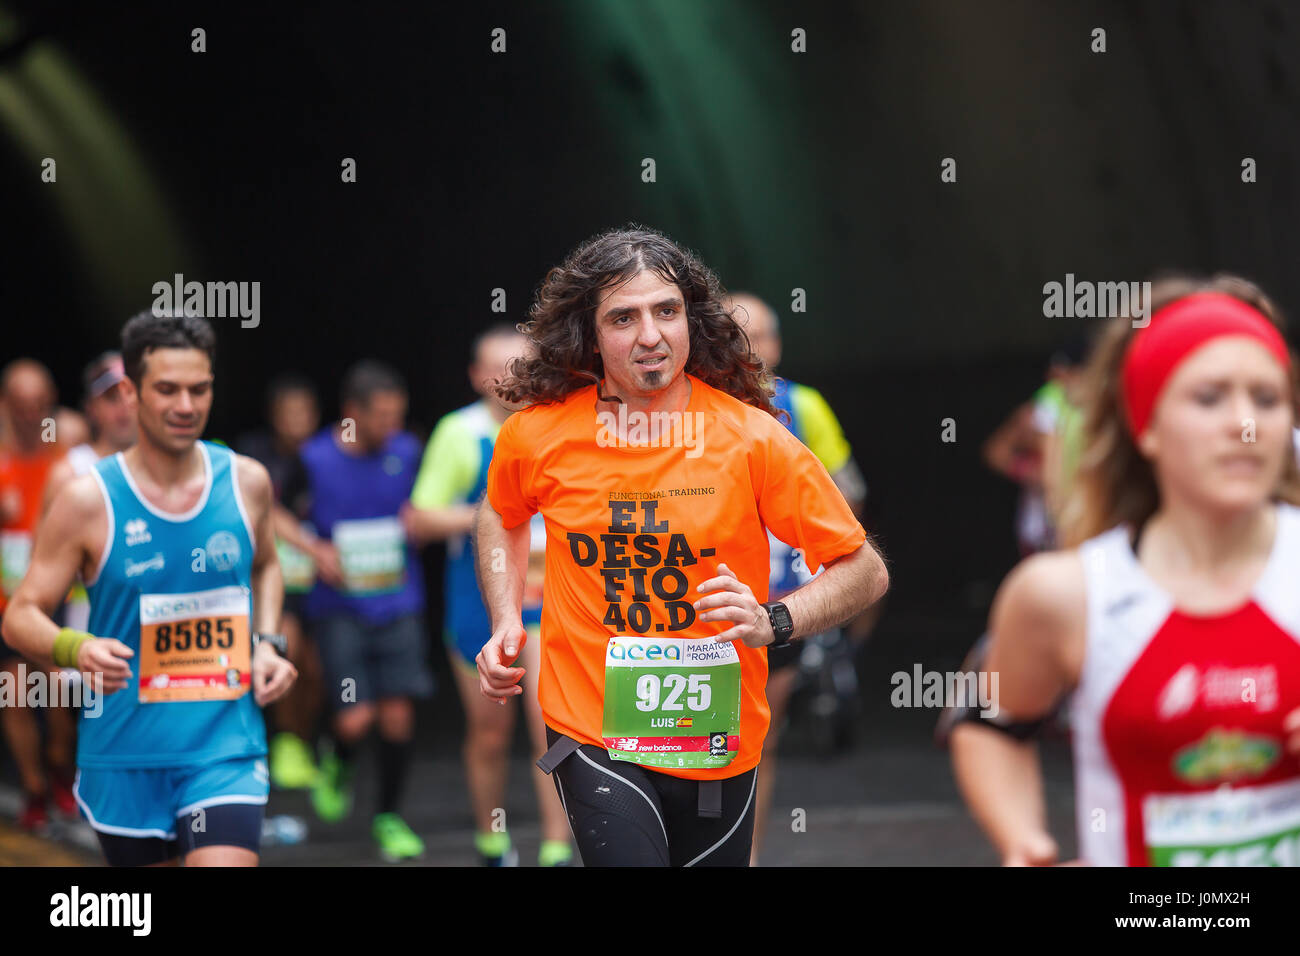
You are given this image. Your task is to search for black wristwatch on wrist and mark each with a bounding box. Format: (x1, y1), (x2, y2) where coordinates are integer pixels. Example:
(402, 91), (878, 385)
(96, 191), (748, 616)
(761, 602), (794, 649)
(252, 632), (288, 657)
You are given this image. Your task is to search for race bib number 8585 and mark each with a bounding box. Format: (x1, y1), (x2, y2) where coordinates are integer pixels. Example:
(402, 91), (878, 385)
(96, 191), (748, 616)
(138, 586), (251, 703)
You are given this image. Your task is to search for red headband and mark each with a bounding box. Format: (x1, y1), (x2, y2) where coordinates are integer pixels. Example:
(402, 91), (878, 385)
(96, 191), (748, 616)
(1122, 292), (1291, 437)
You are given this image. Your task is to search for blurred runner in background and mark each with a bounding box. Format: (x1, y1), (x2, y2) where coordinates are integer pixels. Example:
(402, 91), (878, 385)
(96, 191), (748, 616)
(406, 324), (572, 866)
(295, 361), (432, 862)
(728, 292), (870, 866)
(0, 359), (76, 831)
(237, 374), (324, 790)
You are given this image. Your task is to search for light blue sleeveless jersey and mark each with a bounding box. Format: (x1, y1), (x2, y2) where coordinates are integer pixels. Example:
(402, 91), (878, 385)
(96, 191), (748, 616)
(80, 442), (267, 769)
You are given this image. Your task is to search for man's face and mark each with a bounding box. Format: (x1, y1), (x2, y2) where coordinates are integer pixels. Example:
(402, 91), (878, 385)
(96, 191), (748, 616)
(271, 389), (319, 447)
(135, 348), (214, 456)
(345, 390), (406, 451)
(2, 365), (55, 440)
(593, 270), (690, 400)
(87, 382), (138, 451)
(731, 295), (781, 369)
(470, 333), (529, 411)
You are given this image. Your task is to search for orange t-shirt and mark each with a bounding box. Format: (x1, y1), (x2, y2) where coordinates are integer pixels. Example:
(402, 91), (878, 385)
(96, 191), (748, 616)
(486, 373), (867, 780)
(0, 447), (59, 610)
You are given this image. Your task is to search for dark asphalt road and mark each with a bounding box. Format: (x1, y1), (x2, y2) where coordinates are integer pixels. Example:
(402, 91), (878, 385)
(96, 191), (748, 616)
(1, 611), (1081, 866)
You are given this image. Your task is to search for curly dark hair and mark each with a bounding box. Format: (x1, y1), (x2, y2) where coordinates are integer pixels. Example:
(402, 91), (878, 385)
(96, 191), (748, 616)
(496, 224), (775, 414)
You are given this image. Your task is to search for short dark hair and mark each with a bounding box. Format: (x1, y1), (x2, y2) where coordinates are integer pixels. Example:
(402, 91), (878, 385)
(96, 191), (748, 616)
(121, 311), (217, 385)
(340, 360), (406, 408)
(266, 372), (318, 411)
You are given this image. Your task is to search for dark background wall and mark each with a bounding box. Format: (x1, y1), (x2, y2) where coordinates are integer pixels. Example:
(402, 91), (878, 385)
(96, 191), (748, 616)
(4, 0), (1299, 647)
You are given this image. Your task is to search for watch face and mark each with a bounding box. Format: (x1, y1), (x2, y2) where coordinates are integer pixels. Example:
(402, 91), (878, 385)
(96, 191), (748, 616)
(769, 604), (792, 631)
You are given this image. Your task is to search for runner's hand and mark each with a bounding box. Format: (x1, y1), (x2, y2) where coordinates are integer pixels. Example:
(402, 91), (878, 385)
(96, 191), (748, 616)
(477, 621), (527, 705)
(77, 637), (134, 695)
(252, 640), (298, 707)
(311, 539), (345, 588)
(398, 502), (425, 543)
(1001, 831), (1060, 866)
(694, 563), (774, 648)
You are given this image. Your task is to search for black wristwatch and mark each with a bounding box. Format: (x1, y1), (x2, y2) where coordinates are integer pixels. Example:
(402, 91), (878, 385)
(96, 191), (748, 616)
(252, 632), (288, 657)
(761, 602), (794, 648)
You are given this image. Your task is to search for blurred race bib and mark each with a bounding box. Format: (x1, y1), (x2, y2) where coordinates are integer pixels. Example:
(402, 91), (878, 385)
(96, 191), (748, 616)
(334, 517), (406, 596)
(1144, 777), (1300, 866)
(0, 529), (32, 598)
(276, 537), (316, 594)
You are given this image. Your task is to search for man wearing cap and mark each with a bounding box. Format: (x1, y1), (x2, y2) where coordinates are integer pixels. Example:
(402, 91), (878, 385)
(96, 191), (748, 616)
(41, 352), (141, 621)
(42, 353), (139, 515)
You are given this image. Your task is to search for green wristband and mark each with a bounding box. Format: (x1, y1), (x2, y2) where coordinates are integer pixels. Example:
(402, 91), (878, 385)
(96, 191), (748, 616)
(52, 628), (93, 668)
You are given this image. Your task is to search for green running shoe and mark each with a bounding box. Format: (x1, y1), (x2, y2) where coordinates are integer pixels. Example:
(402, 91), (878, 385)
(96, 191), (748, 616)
(373, 812), (425, 862)
(311, 751), (354, 823)
(270, 732), (319, 790)
(538, 839), (574, 867)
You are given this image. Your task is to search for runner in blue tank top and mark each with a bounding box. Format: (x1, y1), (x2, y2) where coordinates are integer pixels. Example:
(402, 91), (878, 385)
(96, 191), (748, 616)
(1, 311), (297, 867)
(406, 324), (572, 866)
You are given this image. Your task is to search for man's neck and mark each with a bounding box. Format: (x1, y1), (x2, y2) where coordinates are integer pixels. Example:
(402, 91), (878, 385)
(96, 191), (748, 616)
(9, 427), (45, 456)
(91, 436), (129, 459)
(596, 373), (693, 418)
(126, 439), (204, 488)
(273, 432), (301, 457)
(333, 422), (379, 456)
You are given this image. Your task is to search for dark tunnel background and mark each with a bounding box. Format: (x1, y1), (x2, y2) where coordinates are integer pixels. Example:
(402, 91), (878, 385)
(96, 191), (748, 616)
(4, 0), (1300, 736)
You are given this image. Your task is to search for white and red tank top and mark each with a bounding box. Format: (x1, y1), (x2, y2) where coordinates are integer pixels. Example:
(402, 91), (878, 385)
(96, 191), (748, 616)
(1073, 503), (1300, 866)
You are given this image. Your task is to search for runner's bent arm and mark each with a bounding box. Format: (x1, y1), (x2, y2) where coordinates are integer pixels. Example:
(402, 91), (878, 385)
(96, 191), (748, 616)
(950, 551), (1084, 864)
(982, 401), (1042, 483)
(473, 496), (530, 633)
(271, 501), (315, 554)
(271, 499), (343, 587)
(37, 456), (76, 523)
(402, 501), (476, 544)
(238, 455), (298, 705)
(405, 413), (478, 544)
(780, 540), (887, 639)
(1, 476), (133, 690)
(237, 456), (284, 637)
(473, 497), (532, 701)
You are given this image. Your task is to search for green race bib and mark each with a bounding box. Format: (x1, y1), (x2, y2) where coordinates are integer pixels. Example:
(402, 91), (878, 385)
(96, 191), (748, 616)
(1144, 777), (1300, 866)
(0, 530), (32, 598)
(276, 537), (316, 594)
(333, 517), (406, 596)
(601, 635), (741, 770)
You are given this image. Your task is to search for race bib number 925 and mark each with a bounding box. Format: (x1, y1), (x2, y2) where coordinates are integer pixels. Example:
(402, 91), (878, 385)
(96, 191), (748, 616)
(601, 636), (740, 770)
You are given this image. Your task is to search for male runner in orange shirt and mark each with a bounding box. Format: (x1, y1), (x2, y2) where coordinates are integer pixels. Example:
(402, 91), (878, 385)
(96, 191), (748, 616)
(475, 226), (888, 866)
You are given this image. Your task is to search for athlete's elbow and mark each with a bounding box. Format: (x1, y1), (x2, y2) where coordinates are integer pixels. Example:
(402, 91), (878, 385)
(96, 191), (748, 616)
(856, 543), (889, 609)
(0, 598), (29, 652)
